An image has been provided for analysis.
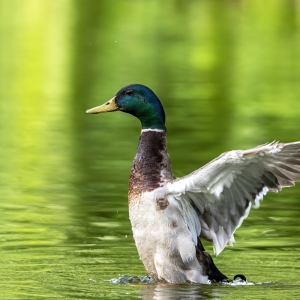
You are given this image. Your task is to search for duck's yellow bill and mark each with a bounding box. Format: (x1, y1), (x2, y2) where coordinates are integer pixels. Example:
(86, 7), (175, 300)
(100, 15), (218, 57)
(86, 96), (118, 114)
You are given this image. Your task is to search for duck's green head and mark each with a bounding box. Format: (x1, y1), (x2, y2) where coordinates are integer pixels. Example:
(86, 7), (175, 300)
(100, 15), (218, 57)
(86, 84), (166, 130)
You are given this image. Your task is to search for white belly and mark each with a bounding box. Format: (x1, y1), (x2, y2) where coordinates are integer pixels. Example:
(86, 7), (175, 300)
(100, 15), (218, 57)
(129, 191), (209, 284)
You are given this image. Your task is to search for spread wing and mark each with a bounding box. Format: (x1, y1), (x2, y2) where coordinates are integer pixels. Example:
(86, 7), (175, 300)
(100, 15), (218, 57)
(165, 141), (300, 255)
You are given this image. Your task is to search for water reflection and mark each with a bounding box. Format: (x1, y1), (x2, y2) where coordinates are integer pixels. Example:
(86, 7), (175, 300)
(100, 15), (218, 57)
(137, 281), (293, 300)
(138, 283), (228, 300)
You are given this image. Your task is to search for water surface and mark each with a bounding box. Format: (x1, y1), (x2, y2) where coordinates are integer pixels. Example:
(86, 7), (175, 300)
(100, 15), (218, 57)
(1, 0), (300, 299)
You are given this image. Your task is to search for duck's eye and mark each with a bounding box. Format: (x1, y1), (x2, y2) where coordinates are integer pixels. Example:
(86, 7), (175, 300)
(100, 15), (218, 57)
(125, 90), (133, 96)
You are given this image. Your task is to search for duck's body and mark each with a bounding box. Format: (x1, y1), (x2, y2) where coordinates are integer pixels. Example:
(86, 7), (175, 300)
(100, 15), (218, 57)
(128, 129), (224, 283)
(87, 84), (300, 284)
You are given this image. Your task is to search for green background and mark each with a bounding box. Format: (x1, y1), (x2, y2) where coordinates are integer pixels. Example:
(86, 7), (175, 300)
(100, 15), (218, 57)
(1, 0), (300, 299)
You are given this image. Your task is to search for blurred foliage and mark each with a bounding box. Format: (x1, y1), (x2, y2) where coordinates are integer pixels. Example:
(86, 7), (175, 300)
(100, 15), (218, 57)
(0, 0), (300, 299)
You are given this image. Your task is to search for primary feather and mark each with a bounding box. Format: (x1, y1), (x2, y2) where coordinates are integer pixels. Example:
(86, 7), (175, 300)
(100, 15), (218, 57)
(165, 141), (300, 255)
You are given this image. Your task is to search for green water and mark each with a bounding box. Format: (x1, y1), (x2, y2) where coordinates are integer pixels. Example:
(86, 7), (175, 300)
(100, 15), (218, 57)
(1, 0), (300, 298)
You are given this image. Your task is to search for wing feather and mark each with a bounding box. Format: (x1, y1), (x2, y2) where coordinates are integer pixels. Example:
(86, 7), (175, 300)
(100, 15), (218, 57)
(165, 141), (300, 255)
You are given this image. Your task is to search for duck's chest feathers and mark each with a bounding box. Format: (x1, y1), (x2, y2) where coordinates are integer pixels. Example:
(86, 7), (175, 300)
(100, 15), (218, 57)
(129, 130), (174, 201)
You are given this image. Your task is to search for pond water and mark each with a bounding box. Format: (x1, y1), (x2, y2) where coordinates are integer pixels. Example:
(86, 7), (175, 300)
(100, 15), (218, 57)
(1, 0), (300, 299)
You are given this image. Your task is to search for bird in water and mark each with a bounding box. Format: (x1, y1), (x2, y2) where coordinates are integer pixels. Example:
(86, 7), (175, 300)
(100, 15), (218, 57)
(86, 84), (300, 284)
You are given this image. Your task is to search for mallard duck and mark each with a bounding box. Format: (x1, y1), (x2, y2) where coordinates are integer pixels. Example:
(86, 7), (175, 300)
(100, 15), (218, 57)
(86, 84), (300, 284)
